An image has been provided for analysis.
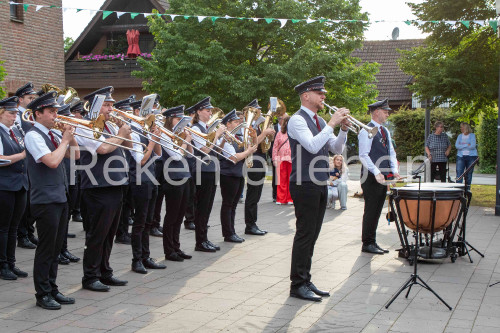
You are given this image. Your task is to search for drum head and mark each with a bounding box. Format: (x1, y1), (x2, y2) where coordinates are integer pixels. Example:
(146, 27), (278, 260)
(405, 182), (465, 189)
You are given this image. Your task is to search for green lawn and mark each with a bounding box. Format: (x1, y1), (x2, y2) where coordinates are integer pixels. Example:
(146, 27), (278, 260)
(470, 185), (496, 207)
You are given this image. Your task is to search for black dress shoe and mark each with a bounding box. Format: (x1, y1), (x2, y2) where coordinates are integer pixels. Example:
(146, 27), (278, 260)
(52, 292), (75, 304)
(100, 276), (128, 286)
(195, 242), (216, 253)
(132, 261), (148, 274)
(234, 234), (245, 242)
(290, 285), (322, 302)
(18, 237), (36, 249)
(128, 217), (134, 225)
(165, 252), (184, 262)
(176, 250), (192, 259)
(114, 234), (131, 245)
(72, 213), (83, 222)
(362, 243), (384, 255)
(28, 234), (39, 245)
(307, 282), (330, 297)
(61, 250), (80, 262)
(157, 226), (163, 233)
(375, 243), (389, 253)
(245, 225), (266, 236)
(206, 240), (220, 251)
(143, 258), (167, 269)
(36, 295), (61, 310)
(150, 227), (163, 237)
(184, 222), (195, 230)
(83, 280), (110, 292)
(224, 234), (244, 243)
(0, 264), (17, 280)
(67, 233), (76, 238)
(58, 254), (70, 265)
(9, 265), (28, 278)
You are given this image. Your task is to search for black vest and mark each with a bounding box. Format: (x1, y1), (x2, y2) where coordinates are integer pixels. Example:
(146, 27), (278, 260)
(289, 109), (330, 183)
(220, 137), (244, 177)
(52, 131), (78, 185)
(362, 122), (391, 177)
(250, 125), (267, 170)
(129, 133), (157, 184)
(79, 125), (129, 189)
(26, 126), (67, 204)
(192, 122), (217, 173)
(0, 127), (28, 191)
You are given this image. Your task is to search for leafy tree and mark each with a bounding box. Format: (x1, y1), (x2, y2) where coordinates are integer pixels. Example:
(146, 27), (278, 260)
(64, 37), (75, 53)
(134, 0), (378, 114)
(0, 46), (6, 99)
(398, 0), (499, 117)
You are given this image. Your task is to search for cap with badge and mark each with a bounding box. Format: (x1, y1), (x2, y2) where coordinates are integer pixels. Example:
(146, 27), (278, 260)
(15, 82), (37, 98)
(70, 101), (86, 114)
(57, 104), (73, 117)
(367, 98), (392, 114)
(246, 99), (261, 109)
(83, 86), (115, 103)
(0, 96), (20, 112)
(221, 109), (240, 125)
(162, 105), (185, 118)
(27, 91), (61, 111)
(114, 96), (135, 111)
(294, 76), (327, 95)
(130, 100), (142, 110)
(185, 97), (214, 115)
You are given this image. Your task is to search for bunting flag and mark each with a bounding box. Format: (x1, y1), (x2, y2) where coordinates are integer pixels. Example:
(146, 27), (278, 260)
(4, 1), (499, 33)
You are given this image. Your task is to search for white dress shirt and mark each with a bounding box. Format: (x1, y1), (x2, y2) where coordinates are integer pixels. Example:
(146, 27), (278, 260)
(0, 122), (12, 155)
(130, 131), (160, 164)
(16, 106), (25, 126)
(191, 120), (208, 150)
(216, 137), (236, 158)
(160, 132), (183, 161)
(25, 122), (59, 163)
(75, 126), (105, 154)
(287, 106), (347, 154)
(358, 118), (398, 176)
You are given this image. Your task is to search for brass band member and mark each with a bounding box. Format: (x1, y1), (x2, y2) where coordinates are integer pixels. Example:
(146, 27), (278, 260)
(0, 97), (29, 281)
(160, 105), (194, 261)
(288, 76), (348, 301)
(187, 97), (226, 252)
(359, 99), (400, 255)
(78, 86), (131, 291)
(243, 99), (275, 236)
(218, 110), (257, 243)
(25, 92), (79, 309)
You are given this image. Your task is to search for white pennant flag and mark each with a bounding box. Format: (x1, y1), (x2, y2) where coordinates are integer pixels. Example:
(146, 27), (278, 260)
(88, 10), (97, 17)
(278, 19), (287, 28)
(473, 20), (484, 26)
(170, 14), (179, 20)
(35, 5), (43, 11)
(198, 16), (207, 22)
(444, 20), (455, 25)
(117, 12), (125, 18)
(144, 13), (152, 17)
(252, 18), (259, 22)
(306, 18), (315, 24)
(224, 15), (231, 19)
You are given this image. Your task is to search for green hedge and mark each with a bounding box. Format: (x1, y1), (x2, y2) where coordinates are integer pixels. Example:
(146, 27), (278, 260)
(477, 113), (497, 173)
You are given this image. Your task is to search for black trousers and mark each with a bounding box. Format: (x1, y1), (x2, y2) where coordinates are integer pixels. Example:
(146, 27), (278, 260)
(184, 176), (196, 224)
(194, 172), (217, 246)
(0, 189), (27, 266)
(272, 164), (277, 200)
(68, 173), (81, 215)
(31, 202), (68, 298)
(116, 184), (132, 238)
(17, 190), (35, 240)
(152, 160), (165, 229)
(81, 186), (123, 284)
(130, 183), (157, 262)
(431, 162), (447, 182)
(220, 175), (245, 238)
(289, 182), (327, 287)
(244, 171), (266, 227)
(361, 172), (387, 245)
(162, 179), (190, 256)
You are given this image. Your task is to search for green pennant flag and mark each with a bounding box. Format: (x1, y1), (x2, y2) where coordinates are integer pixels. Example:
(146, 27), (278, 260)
(431, 20), (439, 23)
(265, 18), (274, 24)
(404, 20), (411, 25)
(102, 11), (113, 20)
(23, 4), (29, 12)
(131, 13), (139, 19)
(184, 15), (190, 19)
(489, 20), (498, 32)
(460, 21), (470, 28)
(76, 9), (83, 13)
(291, 19), (301, 23)
(319, 19), (326, 23)
(211, 16), (219, 23)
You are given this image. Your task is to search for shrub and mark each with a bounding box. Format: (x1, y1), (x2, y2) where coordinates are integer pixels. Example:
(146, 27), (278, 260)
(477, 112), (497, 173)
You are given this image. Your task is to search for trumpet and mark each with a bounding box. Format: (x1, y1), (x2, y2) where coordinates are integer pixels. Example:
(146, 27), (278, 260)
(323, 102), (378, 139)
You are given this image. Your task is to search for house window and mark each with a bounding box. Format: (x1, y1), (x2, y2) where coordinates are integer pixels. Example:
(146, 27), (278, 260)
(10, 1), (24, 22)
(139, 34), (155, 54)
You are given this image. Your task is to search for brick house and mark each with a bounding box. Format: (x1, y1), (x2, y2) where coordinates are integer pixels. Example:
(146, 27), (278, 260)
(0, 0), (65, 96)
(65, 0), (169, 101)
(352, 39), (425, 110)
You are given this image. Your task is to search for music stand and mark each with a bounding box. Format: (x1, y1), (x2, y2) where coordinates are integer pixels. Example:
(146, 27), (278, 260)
(385, 174), (452, 310)
(454, 157), (484, 263)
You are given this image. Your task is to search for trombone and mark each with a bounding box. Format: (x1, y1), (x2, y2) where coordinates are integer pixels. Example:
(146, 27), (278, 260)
(184, 126), (237, 162)
(323, 102), (378, 139)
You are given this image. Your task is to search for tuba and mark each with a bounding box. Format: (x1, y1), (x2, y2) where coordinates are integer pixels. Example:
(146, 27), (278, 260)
(242, 106), (261, 168)
(260, 97), (286, 153)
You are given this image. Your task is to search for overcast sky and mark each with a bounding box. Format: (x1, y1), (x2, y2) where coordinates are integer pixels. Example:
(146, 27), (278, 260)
(62, 0), (427, 41)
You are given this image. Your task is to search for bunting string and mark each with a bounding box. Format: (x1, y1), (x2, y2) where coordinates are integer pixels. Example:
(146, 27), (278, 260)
(5, 1), (499, 32)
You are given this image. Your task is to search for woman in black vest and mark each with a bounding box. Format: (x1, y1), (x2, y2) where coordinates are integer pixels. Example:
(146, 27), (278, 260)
(0, 97), (29, 280)
(218, 110), (257, 243)
(160, 106), (195, 261)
